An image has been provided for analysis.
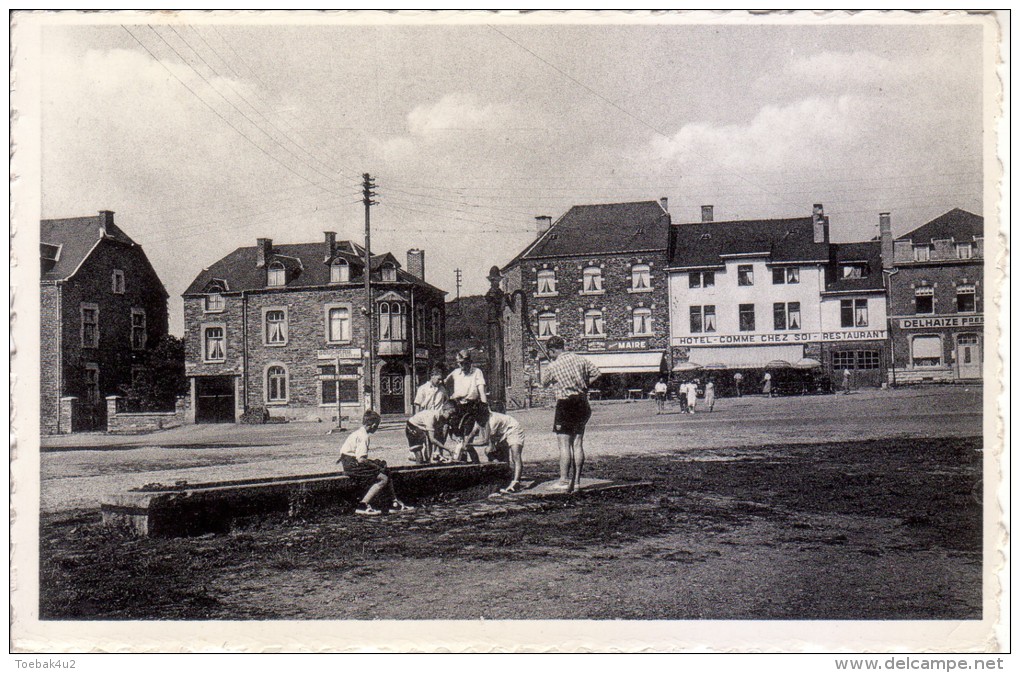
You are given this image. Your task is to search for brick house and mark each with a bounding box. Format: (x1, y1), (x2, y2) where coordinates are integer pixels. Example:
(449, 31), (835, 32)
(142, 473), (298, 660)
(182, 234), (446, 423)
(666, 204), (889, 393)
(880, 209), (984, 383)
(40, 211), (169, 433)
(501, 200), (673, 405)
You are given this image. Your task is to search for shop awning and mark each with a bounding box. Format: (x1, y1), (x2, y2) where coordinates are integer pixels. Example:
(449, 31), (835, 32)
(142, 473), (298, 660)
(682, 345), (804, 368)
(581, 351), (665, 374)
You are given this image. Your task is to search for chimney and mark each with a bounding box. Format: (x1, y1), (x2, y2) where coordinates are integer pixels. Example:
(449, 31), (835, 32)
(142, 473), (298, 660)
(659, 197), (669, 212)
(812, 203), (828, 244)
(879, 212), (893, 270)
(98, 210), (115, 236)
(701, 205), (714, 223)
(325, 231), (337, 256)
(536, 215), (552, 235)
(407, 248), (425, 281)
(256, 238), (272, 268)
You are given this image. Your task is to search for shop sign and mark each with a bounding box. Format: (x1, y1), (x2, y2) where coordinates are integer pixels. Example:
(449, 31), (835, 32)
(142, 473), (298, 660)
(316, 348), (363, 360)
(899, 315), (983, 329)
(414, 347), (429, 360)
(585, 341), (607, 351)
(607, 339), (649, 351)
(672, 330), (886, 346)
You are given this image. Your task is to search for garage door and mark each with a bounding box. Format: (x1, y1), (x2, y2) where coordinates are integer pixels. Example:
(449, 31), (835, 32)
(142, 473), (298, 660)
(195, 376), (236, 423)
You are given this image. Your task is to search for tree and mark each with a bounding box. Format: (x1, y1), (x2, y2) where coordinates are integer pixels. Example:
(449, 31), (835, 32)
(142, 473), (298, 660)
(119, 335), (187, 411)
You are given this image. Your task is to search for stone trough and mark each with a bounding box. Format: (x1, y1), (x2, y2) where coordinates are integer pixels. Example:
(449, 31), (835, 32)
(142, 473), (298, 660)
(101, 462), (511, 537)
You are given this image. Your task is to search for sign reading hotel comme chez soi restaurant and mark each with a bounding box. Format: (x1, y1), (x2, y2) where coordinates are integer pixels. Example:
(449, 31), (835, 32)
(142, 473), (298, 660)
(672, 329), (887, 346)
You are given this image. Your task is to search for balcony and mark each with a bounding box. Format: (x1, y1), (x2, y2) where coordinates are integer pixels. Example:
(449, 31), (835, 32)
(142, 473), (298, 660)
(376, 339), (408, 356)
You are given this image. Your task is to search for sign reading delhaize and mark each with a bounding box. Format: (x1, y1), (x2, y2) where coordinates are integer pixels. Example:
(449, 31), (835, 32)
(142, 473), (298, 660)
(899, 315), (983, 329)
(672, 330), (886, 346)
(317, 348), (363, 360)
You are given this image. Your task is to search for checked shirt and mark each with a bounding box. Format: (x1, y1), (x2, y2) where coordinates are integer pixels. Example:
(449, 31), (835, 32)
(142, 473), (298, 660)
(541, 351), (601, 400)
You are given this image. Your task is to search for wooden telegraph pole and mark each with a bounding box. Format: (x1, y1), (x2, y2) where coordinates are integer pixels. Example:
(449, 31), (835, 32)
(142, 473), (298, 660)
(362, 173), (377, 411)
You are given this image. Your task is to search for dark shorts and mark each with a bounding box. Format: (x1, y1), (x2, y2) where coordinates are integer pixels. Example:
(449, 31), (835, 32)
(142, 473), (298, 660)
(553, 395), (591, 435)
(339, 454), (387, 483)
(405, 422), (428, 449)
(449, 398), (483, 438)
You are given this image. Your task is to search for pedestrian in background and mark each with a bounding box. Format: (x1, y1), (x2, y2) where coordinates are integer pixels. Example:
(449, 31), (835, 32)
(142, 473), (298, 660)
(763, 371), (773, 397)
(653, 378), (668, 415)
(704, 379), (716, 412)
(733, 371), (743, 397)
(842, 368), (852, 395)
(686, 379), (698, 413)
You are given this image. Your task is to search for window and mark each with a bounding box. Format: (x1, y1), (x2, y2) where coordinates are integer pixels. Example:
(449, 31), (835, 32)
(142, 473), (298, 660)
(379, 301), (406, 341)
(204, 326), (226, 362)
(111, 269), (125, 294)
(689, 271), (715, 288)
(831, 350), (881, 370)
(831, 351), (855, 370)
(690, 305), (717, 333)
(537, 312), (558, 339)
(381, 263), (397, 282)
(914, 286), (934, 314)
(913, 245), (931, 262)
(911, 335), (943, 367)
(772, 267), (799, 285)
(415, 305), (426, 342)
(537, 269), (557, 296)
(840, 298), (869, 327)
(738, 265), (754, 286)
(327, 306), (351, 343)
(581, 266), (603, 294)
(267, 261), (286, 287)
(83, 364), (100, 404)
(81, 304), (99, 348)
(956, 285), (976, 313)
(841, 264), (867, 279)
(330, 259), (350, 283)
(630, 265), (651, 291)
(266, 365), (288, 403)
(738, 304), (755, 332)
(131, 308), (147, 350)
(431, 307), (442, 345)
(205, 293), (225, 312)
(264, 309), (288, 345)
(773, 302), (801, 330)
(583, 309), (604, 337)
(956, 243), (973, 259)
(631, 308), (653, 336)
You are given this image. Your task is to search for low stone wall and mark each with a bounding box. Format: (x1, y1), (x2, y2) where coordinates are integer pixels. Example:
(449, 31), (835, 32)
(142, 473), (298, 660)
(101, 462), (512, 537)
(105, 395), (189, 434)
(889, 369), (978, 385)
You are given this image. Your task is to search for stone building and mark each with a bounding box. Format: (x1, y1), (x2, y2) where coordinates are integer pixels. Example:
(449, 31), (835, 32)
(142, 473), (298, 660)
(182, 235), (446, 423)
(881, 209), (984, 384)
(40, 211), (169, 433)
(666, 204), (888, 393)
(501, 200), (673, 405)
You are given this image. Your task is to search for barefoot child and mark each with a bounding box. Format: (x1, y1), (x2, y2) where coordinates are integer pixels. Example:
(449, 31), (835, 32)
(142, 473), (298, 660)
(406, 401), (460, 463)
(338, 410), (415, 516)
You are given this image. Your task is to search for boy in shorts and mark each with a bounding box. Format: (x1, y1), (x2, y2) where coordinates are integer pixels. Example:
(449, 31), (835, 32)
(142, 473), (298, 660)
(338, 410), (415, 516)
(474, 405), (527, 493)
(406, 401), (459, 463)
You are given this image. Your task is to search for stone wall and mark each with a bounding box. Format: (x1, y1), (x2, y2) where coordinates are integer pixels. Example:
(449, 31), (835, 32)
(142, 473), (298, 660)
(106, 395), (188, 434)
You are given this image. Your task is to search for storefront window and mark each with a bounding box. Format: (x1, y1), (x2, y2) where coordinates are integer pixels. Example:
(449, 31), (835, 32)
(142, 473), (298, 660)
(911, 335), (943, 367)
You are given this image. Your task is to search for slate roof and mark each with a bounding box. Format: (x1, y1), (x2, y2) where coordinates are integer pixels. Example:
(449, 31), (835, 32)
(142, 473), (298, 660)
(519, 201), (670, 259)
(897, 208), (984, 244)
(40, 214), (138, 281)
(668, 216), (830, 268)
(824, 241), (884, 293)
(183, 240), (443, 296)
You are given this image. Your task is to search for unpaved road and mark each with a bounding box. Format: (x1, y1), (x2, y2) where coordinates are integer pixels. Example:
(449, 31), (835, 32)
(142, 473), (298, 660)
(40, 436), (982, 620)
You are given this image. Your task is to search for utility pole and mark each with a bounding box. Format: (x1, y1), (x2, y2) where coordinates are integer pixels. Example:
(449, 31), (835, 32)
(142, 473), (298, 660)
(362, 173), (377, 412)
(454, 268), (463, 315)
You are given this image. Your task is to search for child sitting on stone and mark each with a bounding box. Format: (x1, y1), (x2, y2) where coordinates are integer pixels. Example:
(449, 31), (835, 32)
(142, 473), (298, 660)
(338, 410), (415, 516)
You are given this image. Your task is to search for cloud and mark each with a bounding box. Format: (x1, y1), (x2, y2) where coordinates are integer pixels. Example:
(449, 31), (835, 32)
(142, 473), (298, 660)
(406, 93), (518, 136)
(652, 95), (867, 172)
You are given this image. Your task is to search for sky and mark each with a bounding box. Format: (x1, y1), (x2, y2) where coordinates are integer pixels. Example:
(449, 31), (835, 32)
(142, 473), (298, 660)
(35, 14), (989, 336)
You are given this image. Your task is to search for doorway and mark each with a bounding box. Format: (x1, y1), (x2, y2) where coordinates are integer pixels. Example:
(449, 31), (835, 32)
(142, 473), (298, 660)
(195, 376), (236, 423)
(956, 334), (982, 379)
(379, 363), (406, 414)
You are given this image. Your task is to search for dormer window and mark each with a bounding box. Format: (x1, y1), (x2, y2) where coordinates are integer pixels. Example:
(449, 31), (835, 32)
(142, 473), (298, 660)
(267, 261), (286, 287)
(205, 293), (225, 312)
(840, 264), (868, 279)
(913, 245), (931, 262)
(381, 263), (397, 282)
(330, 258), (350, 283)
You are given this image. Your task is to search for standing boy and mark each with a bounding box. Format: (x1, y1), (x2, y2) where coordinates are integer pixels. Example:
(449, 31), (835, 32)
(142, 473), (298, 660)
(541, 335), (601, 493)
(446, 349), (488, 458)
(414, 369), (448, 413)
(337, 410), (415, 516)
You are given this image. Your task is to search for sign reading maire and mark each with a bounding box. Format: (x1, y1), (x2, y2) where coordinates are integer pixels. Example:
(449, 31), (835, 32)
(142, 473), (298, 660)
(672, 330), (887, 346)
(899, 315), (983, 329)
